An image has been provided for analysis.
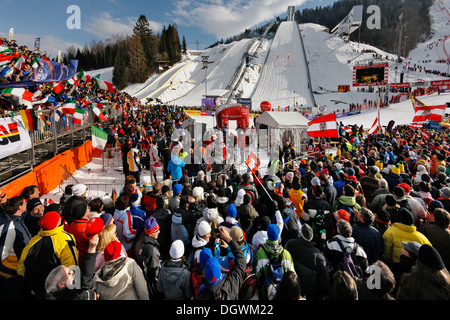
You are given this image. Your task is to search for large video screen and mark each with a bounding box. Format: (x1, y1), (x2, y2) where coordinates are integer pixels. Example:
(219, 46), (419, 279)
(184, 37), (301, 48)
(353, 63), (388, 86)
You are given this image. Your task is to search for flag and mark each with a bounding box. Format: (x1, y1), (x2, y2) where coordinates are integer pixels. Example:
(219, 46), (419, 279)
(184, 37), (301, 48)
(38, 114), (51, 126)
(0, 53), (14, 67)
(13, 54), (25, 71)
(19, 109), (38, 131)
(8, 28), (13, 42)
(307, 113), (338, 138)
(420, 128), (430, 140)
(93, 106), (106, 122)
(112, 188), (118, 202)
(48, 198), (54, 205)
(73, 108), (84, 124)
(34, 38), (40, 52)
(61, 101), (76, 114)
(0, 45), (12, 54)
(245, 152), (261, 175)
(2, 87), (34, 102)
(91, 125), (108, 157)
(368, 118), (380, 135)
(408, 122), (422, 129)
(410, 95), (446, 123)
(343, 126), (353, 135)
(95, 78), (115, 92)
(52, 81), (65, 94)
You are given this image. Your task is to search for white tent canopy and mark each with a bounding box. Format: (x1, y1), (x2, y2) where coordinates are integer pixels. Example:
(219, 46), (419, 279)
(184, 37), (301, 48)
(254, 111), (310, 153)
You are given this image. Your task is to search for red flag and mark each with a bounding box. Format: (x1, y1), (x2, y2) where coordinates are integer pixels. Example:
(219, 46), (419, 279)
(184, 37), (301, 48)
(343, 126), (353, 135)
(368, 118), (380, 135)
(420, 128), (430, 140)
(307, 113), (338, 138)
(411, 95), (446, 123)
(245, 152), (260, 174)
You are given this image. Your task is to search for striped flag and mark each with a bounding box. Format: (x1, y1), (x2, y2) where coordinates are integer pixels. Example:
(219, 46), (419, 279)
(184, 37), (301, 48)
(408, 122), (422, 129)
(307, 113), (338, 138)
(0, 53), (14, 66)
(420, 128), (430, 140)
(73, 108), (84, 124)
(91, 125), (108, 157)
(2, 87), (34, 102)
(93, 106), (106, 122)
(343, 126), (353, 135)
(112, 188), (118, 202)
(13, 54), (25, 71)
(38, 114), (51, 126)
(95, 79), (116, 92)
(53, 81), (65, 94)
(368, 118), (380, 135)
(19, 109), (38, 131)
(411, 95), (446, 123)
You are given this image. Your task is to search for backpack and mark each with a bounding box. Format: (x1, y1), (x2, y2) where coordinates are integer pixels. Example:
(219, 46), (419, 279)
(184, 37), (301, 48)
(238, 269), (257, 300)
(262, 246), (285, 300)
(335, 237), (362, 279)
(310, 202), (326, 239)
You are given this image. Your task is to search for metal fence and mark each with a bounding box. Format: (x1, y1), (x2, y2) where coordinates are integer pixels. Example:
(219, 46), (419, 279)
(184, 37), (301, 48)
(0, 108), (113, 187)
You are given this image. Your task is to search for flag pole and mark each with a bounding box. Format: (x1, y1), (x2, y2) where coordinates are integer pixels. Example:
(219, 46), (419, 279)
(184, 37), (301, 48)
(377, 84), (382, 135)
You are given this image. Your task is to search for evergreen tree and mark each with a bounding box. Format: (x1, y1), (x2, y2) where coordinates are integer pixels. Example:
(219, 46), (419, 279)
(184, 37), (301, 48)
(133, 15), (157, 75)
(182, 35), (187, 54)
(112, 46), (129, 90)
(127, 35), (149, 84)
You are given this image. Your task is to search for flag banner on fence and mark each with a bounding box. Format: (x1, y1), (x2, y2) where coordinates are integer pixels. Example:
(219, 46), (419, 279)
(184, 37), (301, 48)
(19, 109), (38, 131)
(91, 125), (108, 158)
(368, 118), (380, 135)
(73, 108), (84, 124)
(307, 113), (338, 138)
(0, 117), (32, 159)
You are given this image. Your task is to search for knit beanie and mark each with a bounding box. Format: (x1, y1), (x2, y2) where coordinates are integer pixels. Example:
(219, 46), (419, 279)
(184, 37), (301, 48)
(82, 217), (104, 240)
(418, 244), (445, 270)
(399, 208), (414, 225)
(300, 224), (313, 242)
(104, 240), (122, 262)
(169, 240), (184, 260)
(72, 184), (87, 197)
(227, 204), (237, 219)
(204, 257), (224, 286)
(198, 220), (212, 237)
(39, 211), (61, 231)
(144, 217), (159, 235)
(267, 224), (279, 241)
(27, 198), (42, 213)
(199, 248), (213, 268)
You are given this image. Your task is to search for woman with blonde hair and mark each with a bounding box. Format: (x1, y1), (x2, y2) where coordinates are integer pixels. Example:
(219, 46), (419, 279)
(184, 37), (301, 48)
(94, 223), (128, 274)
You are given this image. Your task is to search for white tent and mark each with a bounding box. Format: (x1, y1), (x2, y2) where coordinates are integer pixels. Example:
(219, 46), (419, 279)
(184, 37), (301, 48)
(254, 111), (310, 153)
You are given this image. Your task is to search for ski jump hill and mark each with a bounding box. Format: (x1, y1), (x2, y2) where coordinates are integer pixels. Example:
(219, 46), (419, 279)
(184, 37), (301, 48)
(250, 21), (316, 109)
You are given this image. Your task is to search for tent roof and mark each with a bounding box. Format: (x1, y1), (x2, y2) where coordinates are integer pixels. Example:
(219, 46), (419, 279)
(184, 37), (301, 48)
(255, 111), (309, 129)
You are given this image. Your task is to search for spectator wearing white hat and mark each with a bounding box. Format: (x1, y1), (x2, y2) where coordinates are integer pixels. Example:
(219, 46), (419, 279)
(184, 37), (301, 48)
(61, 184), (88, 226)
(157, 240), (193, 300)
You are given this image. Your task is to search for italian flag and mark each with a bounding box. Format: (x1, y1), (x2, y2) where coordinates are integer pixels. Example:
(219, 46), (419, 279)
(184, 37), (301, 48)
(13, 54), (25, 70)
(2, 87), (34, 102)
(53, 81), (66, 94)
(61, 101), (77, 114)
(91, 125), (108, 158)
(73, 108), (85, 124)
(95, 79), (115, 92)
(93, 106), (106, 122)
(0, 45), (12, 54)
(0, 53), (14, 66)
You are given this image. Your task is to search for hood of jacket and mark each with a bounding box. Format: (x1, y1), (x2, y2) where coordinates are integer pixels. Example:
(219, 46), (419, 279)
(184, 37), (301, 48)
(170, 155), (184, 165)
(97, 256), (128, 283)
(337, 195), (356, 207)
(202, 207), (219, 222)
(192, 234), (209, 249)
(172, 212), (183, 225)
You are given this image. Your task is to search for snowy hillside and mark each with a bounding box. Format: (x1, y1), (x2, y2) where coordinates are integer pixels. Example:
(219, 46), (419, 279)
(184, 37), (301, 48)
(117, 0), (450, 127)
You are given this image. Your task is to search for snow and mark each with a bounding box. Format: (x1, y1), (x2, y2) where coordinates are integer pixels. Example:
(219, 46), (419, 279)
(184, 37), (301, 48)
(40, 0), (450, 202)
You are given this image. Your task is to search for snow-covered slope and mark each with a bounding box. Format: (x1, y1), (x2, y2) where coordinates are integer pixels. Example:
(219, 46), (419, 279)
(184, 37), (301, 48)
(117, 0), (450, 125)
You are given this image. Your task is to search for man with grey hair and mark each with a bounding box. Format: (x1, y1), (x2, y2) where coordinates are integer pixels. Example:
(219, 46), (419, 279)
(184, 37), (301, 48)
(193, 170), (209, 193)
(352, 207), (384, 264)
(368, 179), (392, 214)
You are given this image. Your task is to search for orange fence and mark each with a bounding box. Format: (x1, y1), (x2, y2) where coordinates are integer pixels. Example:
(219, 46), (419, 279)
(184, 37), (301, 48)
(0, 140), (94, 197)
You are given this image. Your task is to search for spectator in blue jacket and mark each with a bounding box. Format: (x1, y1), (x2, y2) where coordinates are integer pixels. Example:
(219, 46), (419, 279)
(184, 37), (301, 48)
(168, 155), (185, 183)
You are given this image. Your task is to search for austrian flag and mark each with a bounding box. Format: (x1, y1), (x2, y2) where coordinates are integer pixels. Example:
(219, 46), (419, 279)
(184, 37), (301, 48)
(307, 113), (338, 138)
